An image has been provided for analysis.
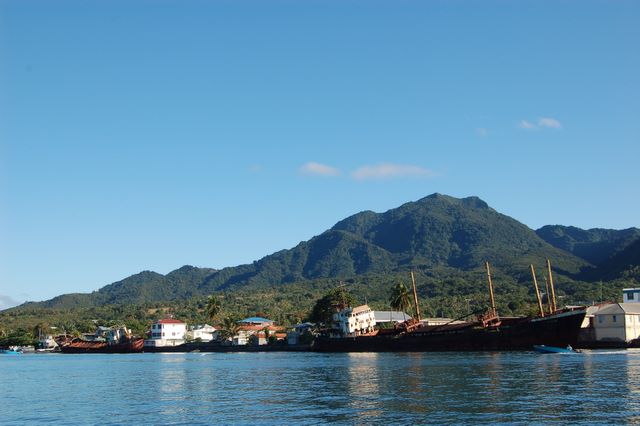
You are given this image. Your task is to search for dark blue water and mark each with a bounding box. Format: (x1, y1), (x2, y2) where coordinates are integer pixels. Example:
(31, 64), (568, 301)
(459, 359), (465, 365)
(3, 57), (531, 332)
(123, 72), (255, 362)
(1, 350), (639, 425)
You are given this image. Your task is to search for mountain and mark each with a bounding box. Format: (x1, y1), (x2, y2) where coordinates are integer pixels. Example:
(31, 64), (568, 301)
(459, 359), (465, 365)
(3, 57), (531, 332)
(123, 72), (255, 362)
(21, 266), (217, 310)
(536, 225), (640, 265)
(584, 238), (640, 281)
(196, 194), (587, 293)
(13, 194), (594, 310)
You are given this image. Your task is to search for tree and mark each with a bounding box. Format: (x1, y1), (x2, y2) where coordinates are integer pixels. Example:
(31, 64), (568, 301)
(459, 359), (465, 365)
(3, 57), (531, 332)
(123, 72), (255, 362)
(309, 287), (356, 325)
(219, 316), (239, 340)
(389, 282), (411, 320)
(205, 295), (221, 324)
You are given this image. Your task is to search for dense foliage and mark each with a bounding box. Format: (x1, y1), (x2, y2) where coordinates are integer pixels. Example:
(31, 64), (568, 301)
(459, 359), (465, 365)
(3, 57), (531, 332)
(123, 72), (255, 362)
(536, 225), (640, 265)
(309, 287), (356, 325)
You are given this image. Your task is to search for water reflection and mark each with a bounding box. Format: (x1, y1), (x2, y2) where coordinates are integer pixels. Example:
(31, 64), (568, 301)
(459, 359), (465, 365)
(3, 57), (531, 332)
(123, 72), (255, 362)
(345, 353), (382, 421)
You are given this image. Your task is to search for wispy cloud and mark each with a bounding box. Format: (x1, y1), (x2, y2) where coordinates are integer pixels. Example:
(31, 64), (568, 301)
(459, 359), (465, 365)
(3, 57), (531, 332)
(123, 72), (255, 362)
(538, 117), (562, 129)
(518, 120), (536, 130)
(351, 163), (435, 180)
(476, 128), (489, 137)
(0, 294), (21, 311)
(299, 162), (341, 177)
(519, 117), (562, 131)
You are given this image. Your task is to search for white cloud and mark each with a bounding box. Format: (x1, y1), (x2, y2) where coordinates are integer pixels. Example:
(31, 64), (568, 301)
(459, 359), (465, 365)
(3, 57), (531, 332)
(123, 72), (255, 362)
(351, 163), (435, 180)
(518, 120), (536, 130)
(538, 117), (562, 129)
(299, 162), (341, 177)
(476, 128), (488, 137)
(518, 117), (562, 131)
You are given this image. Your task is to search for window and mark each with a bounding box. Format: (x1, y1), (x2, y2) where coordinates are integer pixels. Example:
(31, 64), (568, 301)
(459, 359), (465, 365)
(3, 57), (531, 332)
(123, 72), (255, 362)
(612, 315), (617, 323)
(598, 316), (603, 324)
(629, 293), (635, 300)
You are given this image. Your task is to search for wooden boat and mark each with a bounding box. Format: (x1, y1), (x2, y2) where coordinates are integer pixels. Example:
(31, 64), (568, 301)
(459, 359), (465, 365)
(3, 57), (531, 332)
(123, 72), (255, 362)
(533, 344), (579, 354)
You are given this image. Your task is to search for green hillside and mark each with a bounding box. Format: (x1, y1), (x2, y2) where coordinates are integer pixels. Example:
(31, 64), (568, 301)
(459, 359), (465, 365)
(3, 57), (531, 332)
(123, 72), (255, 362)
(536, 225), (640, 265)
(584, 238), (640, 281)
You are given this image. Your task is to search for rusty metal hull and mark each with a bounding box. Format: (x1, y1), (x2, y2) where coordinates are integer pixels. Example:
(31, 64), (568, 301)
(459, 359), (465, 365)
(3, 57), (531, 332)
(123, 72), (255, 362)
(58, 338), (144, 354)
(313, 309), (586, 352)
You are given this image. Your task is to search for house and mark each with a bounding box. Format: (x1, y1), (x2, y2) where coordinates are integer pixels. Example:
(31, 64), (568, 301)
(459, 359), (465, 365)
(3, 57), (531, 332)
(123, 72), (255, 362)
(232, 330), (250, 346)
(333, 305), (376, 337)
(287, 322), (315, 345)
(372, 311), (411, 325)
(248, 332), (268, 346)
(187, 324), (216, 342)
(231, 318), (283, 346)
(623, 288), (640, 303)
(593, 303), (640, 343)
(144, 318), (187, 347)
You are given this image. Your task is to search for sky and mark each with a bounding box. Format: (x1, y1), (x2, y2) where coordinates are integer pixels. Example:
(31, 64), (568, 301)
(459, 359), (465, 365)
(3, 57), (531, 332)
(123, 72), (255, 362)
(1, 0), (638, 309)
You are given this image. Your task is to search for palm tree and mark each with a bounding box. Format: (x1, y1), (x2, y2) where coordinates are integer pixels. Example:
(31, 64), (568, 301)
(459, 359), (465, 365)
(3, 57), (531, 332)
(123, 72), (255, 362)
(205, 295), (221, 324)
(219, 316), (239, 341)
(389, 282), (411, 321)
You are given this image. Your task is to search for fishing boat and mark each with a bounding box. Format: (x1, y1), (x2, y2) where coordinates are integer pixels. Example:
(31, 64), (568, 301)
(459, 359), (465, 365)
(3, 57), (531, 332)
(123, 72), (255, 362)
(533, 344), (579, 354)
(56, 326), (144, 354)
(313, 261), (587, 352)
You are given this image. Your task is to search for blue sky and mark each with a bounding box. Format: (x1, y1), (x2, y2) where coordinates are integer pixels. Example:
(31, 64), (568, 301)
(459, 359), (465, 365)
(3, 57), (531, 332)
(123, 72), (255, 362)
(1, 1), (638, 309)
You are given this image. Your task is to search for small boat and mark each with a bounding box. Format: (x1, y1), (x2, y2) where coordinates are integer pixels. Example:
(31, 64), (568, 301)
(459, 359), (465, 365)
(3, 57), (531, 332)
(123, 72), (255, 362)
(1, 347), (22, 355)
(533, 344), (579, 354)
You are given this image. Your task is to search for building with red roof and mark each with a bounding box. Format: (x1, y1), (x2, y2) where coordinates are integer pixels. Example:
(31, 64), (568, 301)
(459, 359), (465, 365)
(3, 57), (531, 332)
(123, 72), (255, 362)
(144, 317), (187, 348)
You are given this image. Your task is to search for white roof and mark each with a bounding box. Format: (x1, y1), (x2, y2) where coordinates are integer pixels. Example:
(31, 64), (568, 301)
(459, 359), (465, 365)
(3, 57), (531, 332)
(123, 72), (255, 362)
(373, 311), (411, 322)
(595, 303), (640, 315)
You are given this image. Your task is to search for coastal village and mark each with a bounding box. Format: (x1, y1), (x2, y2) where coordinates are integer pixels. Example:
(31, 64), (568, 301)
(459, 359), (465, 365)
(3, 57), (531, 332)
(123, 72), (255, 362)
(5, 285), (640, 354)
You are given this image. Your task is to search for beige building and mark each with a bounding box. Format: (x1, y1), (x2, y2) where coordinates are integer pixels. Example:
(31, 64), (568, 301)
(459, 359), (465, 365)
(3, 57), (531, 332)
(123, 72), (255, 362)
(593, 303), (640, 343)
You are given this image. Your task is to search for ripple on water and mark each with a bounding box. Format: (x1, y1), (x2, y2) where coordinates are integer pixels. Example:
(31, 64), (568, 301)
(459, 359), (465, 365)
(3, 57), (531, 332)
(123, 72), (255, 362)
(1, 351), (639, 424)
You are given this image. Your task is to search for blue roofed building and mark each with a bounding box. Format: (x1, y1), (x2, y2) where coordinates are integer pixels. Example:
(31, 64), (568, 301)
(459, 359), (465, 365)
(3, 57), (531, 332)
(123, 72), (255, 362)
(237, 317), (274, 326)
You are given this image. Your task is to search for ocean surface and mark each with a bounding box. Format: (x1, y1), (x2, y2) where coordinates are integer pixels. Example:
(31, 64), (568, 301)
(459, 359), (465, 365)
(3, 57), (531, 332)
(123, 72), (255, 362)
(1, 350), (639, 425)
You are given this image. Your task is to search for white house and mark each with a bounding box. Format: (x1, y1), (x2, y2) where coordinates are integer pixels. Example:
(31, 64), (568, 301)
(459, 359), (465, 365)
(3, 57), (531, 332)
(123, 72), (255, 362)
(232, 330), (249, 346)
(593, 303), (640, 343)
(187, 324), (216, 342)
(333, 305), (376, 337)
(623, 288), (640, 303)
(144, 318), (187, 347)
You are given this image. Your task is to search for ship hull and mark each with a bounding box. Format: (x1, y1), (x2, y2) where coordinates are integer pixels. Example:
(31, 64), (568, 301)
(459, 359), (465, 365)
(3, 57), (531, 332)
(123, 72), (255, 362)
(59, 338), (144, 354)
(313, 309), (586, 352)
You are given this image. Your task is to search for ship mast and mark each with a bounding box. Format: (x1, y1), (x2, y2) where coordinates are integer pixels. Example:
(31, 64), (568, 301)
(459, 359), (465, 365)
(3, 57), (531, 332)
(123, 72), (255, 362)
(485, 262), (497, 317)
(546, 259), (558, 313)
(543, 275), (552, 315)
(530, 264), (545, 317)
(410, 271), (421, 322)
